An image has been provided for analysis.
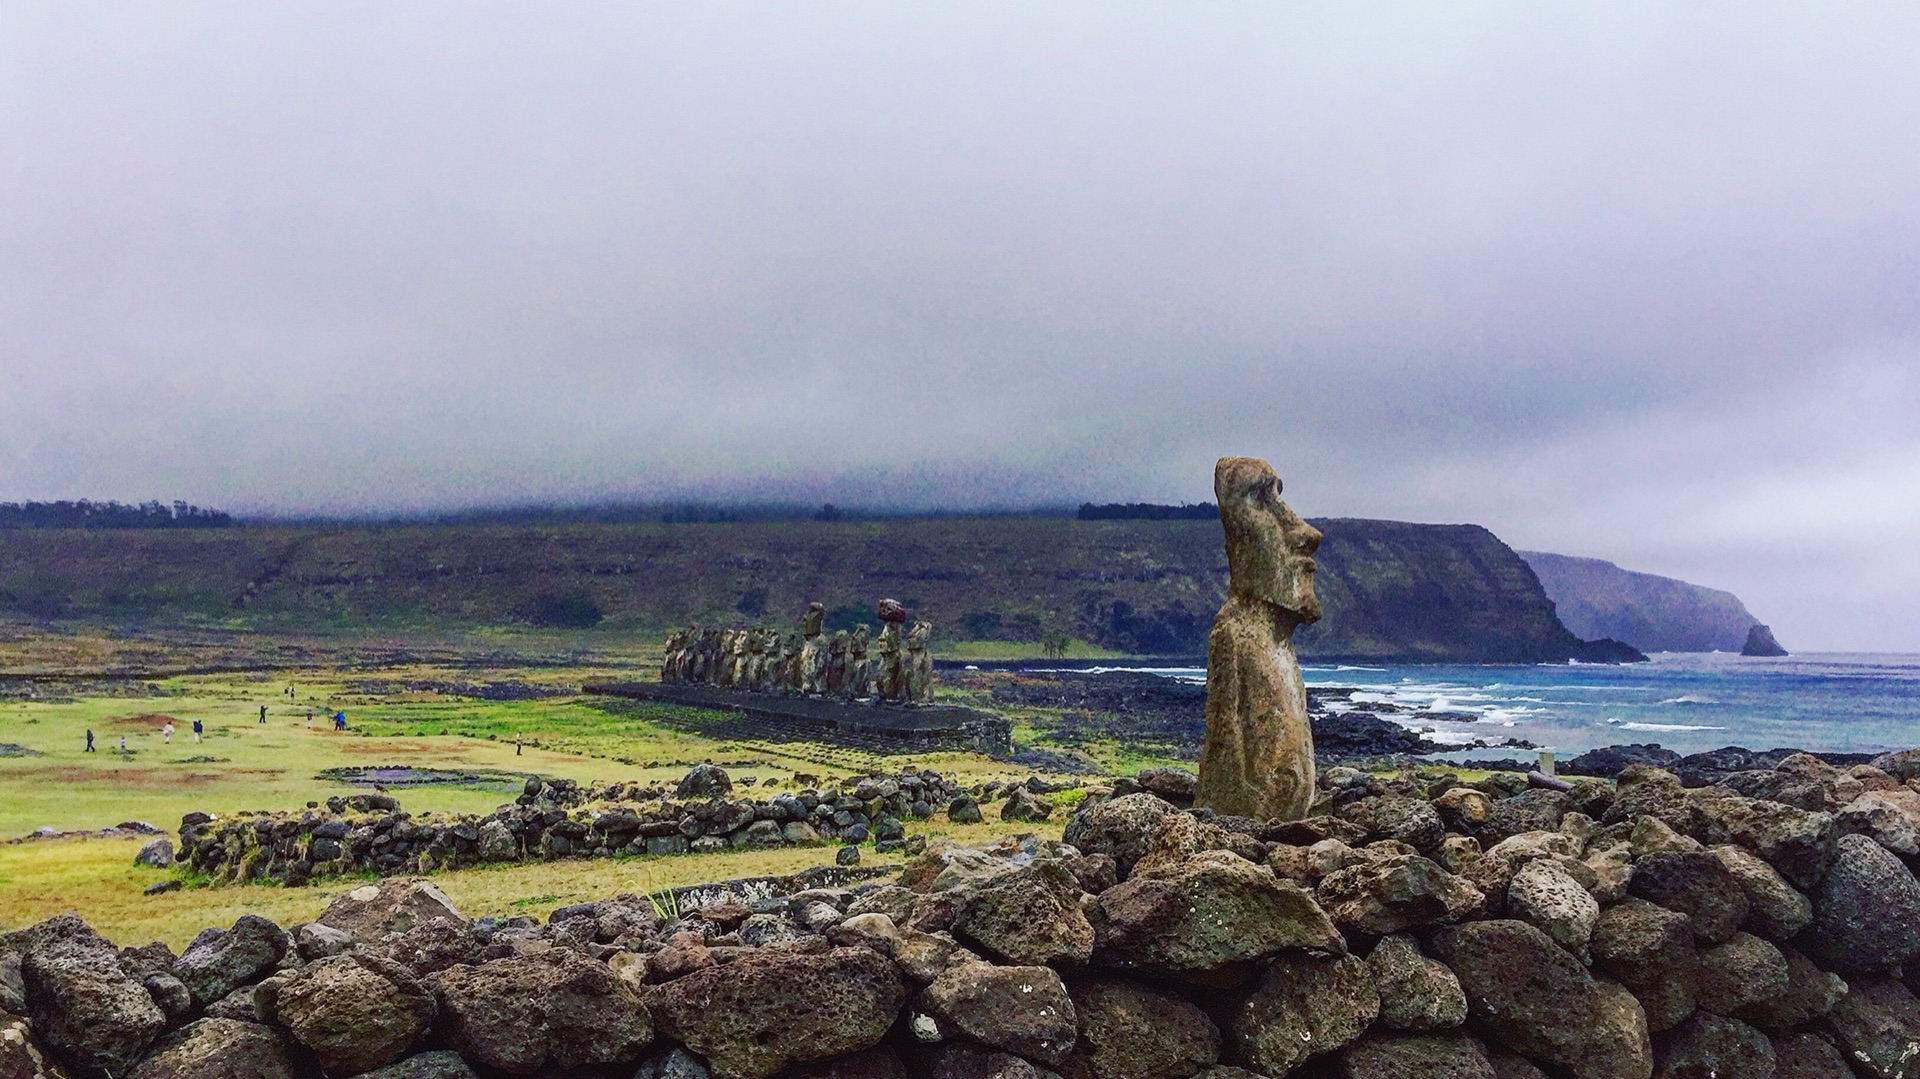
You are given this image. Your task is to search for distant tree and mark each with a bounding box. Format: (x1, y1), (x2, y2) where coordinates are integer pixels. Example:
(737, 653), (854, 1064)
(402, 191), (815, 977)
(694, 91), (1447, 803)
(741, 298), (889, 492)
(522, 591), (603, 628)
(1040, 630), (1073, 659)
(815, 503), (843, 522)
(735, 588), (769, 617)
(0, 499), (234, 530)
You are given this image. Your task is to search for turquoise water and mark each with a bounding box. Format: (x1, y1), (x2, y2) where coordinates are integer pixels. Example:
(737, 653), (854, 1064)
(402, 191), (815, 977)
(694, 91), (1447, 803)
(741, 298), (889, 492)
(1119, 653), (1920, 759)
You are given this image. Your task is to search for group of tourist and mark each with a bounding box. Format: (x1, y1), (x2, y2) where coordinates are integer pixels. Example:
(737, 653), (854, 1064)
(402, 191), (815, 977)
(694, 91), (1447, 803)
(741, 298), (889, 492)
(660, 599), (935, 704)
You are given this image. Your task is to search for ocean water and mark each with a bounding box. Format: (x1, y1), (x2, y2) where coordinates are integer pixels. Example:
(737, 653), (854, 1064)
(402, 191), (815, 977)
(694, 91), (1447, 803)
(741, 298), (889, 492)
(1108, 653), (1920, 760)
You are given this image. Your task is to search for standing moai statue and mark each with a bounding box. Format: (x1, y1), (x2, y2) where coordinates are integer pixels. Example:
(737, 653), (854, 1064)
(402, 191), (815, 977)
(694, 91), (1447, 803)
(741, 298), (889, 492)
(695, 629), (718, 682)
(844, 624), (871, 699)
(825, 630), (850, 696)
(1194, 456), (1324, 823)
(661, 629), (682, 683)
(724, 629), (747, 688)
(905, 620), (934, 703)
(781, 631), (804, 694)
(799, 601), (828, 695)
(873, 599), (908, 703)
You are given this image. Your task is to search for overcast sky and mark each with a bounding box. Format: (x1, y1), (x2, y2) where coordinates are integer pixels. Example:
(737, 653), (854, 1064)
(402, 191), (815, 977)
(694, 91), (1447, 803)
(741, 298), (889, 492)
(4, 4), (1917, 650)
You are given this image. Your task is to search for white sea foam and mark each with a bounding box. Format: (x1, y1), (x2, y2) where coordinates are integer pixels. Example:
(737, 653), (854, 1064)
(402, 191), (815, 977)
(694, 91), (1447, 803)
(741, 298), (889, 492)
(1618, 722), (1729, 732)
(1659, 695), (1719, 705)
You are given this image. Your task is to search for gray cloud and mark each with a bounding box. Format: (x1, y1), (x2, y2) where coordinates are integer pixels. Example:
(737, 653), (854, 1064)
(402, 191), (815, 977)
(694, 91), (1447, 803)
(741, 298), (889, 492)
(3, 3), (1918, 649)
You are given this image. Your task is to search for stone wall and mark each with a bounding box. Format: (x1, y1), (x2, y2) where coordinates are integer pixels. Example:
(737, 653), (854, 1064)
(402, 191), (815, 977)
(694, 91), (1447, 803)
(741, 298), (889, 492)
(170, 765), (1065, 888)
(12, 749), (1920, 1078)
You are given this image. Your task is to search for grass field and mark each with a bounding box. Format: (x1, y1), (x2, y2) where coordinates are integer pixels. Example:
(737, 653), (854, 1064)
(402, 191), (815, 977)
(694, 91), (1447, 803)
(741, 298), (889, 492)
(0, 654), (1082, 946)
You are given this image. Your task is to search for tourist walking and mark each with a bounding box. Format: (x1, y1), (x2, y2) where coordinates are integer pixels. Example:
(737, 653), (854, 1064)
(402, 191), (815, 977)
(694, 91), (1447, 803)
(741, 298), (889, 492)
(162, 721), (173, 744)
(305, 711), (313, 729)
(259, 704), (267, 724)
(85, 729), (94, 752)
(333, 711), (346, 731)
(192, 718), (203, 743)
(116, 735), (127, 752)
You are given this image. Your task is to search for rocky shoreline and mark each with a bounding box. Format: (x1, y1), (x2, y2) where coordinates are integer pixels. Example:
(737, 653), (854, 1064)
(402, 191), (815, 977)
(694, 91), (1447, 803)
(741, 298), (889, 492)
(12, 748), (1920, 1077)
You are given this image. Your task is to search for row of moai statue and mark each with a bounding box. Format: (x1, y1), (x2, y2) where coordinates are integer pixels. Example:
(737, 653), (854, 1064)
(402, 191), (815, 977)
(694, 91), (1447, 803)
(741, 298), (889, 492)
(661, 600), (934, 704)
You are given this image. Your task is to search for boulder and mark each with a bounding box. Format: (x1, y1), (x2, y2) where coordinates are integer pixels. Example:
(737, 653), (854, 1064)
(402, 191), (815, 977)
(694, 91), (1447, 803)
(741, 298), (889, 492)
(1062, 978), (1220, 1079)
(475, 820), (518, 862)
(1136, 768), (1197, 804)
(1803, 833), (1920, 974)
(1430, 920), (1653, 1079)
(1507, 857), (1599, 963)
(12, 915), (167, 1078)
(1627, 850), (1749, 944)
(134, 839), (174, 868)
(315, 879), (464, 942)
(293, 921), (352, 961)
(781, 1046), (908, 1078)
(651, 946), (905, 1079)
(1061, 795), (1180, 878)
(1872, 749), (1920, 783)
(951, 862), (1093, 966)
(1708, 844), (1811, 941)
(1001, 788), (1053, 822)
(633, 1047), (713, 1079)
(1824, 975), (1920, 1079)
(676, 763), (733, 799)
(0, 1015), (65, 1079)
(1337, 1033), (1496, 1079)
(172, 915), (289, 1007)
(1736, 945), (1846, 1033)
(1366, 933), (1467, 1031)
(1835, 790), (1920, 857)
(1341, 796), (1444, 852)
(0, 949), (22, 1016)
(1315, 854), (1484, 936)
(431, 949), (653, 1074)
(1232, 953), (1379, 1076)
(267, 952), (435, 1074)
(1682, 791), (1835, 891)
(351, 1050), (480, 1079)
(1483, 790), (1569, 843)
(1694, 932), (1789, 1017)
(1590, 899), (1701, 1033)
(1768, 1032), (1854, 1079)
(1094, 851), (1340, 981)
(918, 1043), (1064, 1079)
(920, 962), (1078, 1067)
(126, 1018), (295, 1079)
(1652, 1013), (1773, 1079)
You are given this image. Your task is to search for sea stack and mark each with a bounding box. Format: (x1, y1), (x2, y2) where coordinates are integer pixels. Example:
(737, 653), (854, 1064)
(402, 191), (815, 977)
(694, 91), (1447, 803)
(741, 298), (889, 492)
(1195, 456), (1323, 822)
(1741, 622), (1789, 657)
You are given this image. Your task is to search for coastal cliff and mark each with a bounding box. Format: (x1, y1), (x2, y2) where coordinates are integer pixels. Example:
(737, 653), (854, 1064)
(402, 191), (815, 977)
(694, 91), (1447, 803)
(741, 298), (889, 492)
(1520, 551), (1763, 653)
(0, 517), (1637, 664)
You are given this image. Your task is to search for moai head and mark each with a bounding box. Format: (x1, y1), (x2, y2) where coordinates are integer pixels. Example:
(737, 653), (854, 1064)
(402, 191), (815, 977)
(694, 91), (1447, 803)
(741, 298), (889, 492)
(850, 624), (870, 652)
(1215, 456), (1322, 623)
(802, 602), (826, 637)
(907, 621), (931, 651)
(830, 629), (849, 655)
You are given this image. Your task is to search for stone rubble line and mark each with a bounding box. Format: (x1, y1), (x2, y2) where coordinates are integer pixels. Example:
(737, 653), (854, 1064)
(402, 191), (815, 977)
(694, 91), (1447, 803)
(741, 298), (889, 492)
(10, 748), (1920, 1078)
(151, 764), (1076, 891)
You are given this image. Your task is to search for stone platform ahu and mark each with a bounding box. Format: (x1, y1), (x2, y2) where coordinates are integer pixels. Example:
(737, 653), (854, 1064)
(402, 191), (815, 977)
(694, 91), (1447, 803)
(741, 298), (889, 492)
(599, 595), (1013, 756)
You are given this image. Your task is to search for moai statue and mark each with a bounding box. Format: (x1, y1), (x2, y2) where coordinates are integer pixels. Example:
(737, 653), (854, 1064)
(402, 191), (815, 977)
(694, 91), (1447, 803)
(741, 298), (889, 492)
(825, 630), (850, 697)
(799, 601), (828, 695)
(875, 606), (902, 698)
(674, 626), (697, 682)
(661, 629), (683, 683)
(694, 629), (717, 682)
(844, 625), (871, 700)
(746, 628), (769, 692)
(781, 632), (803, 695)
(905, 620), (934, 704)
(723, 629), (747, 688)
(1194, 456), (1324, 823)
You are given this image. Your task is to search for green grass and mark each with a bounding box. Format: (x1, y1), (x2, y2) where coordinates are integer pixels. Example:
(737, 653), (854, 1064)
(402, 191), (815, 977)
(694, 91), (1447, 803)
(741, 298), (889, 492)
(938, 638), (1124, 661)
(0, 660), (1076, 945)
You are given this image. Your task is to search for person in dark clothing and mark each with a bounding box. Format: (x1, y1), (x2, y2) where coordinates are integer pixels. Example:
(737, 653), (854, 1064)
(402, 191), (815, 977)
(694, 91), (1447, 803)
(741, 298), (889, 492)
(192, 718), (203, 743)
(333, 711), (346, 731)
(259, 704), (268, 724)
(85, 729), (95, 752)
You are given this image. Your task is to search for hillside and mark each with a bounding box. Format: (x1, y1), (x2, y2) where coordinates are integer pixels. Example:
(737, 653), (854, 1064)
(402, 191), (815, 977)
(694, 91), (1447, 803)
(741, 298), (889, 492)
(0, 517), (1636, 663)
(1519, 550), (1760, 653)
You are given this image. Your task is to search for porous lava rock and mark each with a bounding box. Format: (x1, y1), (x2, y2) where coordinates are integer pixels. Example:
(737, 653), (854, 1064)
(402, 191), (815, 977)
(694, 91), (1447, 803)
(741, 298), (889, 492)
(171, 914), (288, 1008)
(1590, 899), (1701, 1033)
(1429, 919), (1653, 1079)
(1652, 1013), (1773, 1079)
(650, 946), (904, 1079)
(268, 952), (436, 1074)
(1061, 978), (1220, 1079)
(919, 961), (1078, 1067)
(1094, 851), (1339, 981)
(315, 879), (464, 941)
(950, 862), (1093, 966)
(10, 914), (167, 1078)
(1337, 1032), (1495, 1079)
(125, 1018), (294, 1079)
(1062, 794), (1180, 878)
(1232, 952), (1379, 1076)
(431, 949), (652, 1074)
(1626, 850), (1749, 945)
(1365, 933), (1467, 1031)
(1802, 833), (1920, 974)
(1314, 853), (1483, 936)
